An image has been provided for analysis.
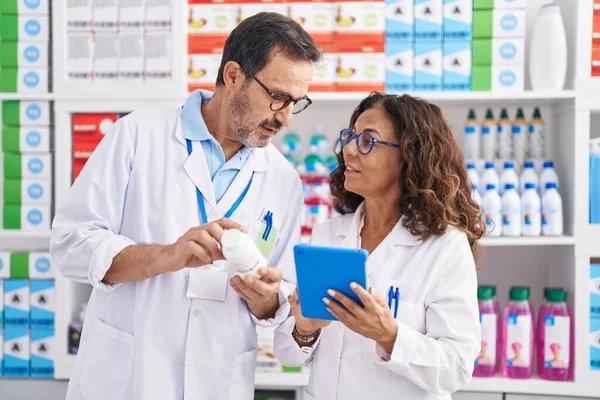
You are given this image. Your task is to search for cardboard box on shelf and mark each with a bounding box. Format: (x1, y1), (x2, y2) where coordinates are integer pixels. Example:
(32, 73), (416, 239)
(0, 67), (48, 93)
(443, 0), (472, 40)
(592, 263), (600, 318)
(472, 64), (524, 92)
(66, 32), (93, 81)
(414, 40), (442, 91)
(593, 48), (600, 77)
(119, 0), (145, 29)
(474, 0), (526, 9)
(311, 51), (336, 92)
(288, 0), (336, 45)
(3, 326), (30, 377)
(30, 328), (54, 378)
(0, 15), (50, 41)
(334, 0), (385, 43)
(1, 178), (52, 205)
(0, 41), (49, 69)
(591, 317), (600, 371)
(92, 0), (118, 30)
(187, 53), (222, 92)
(30, 280), (54, 329)
(0, 0), (50, 15)
(0, 127), (51, 153)
(1, 100), (51, 126)
(443, 40), (471, 91)
(146, 31), (172, 81)
(472, 38), (524, 66)
(9, 252), (54, 279)
(3, 279), (30, 328)
(385, 40), (414, 92)
(385, 0), (413, 41)
(334, 41), (385, 92)
(0, 252), (9, 279)
(93, 33), (119, 81)
(239, 0), (287, 23)
(187, 0), (238, 47)
(1, 153), (52, 179)
(119, 32), (144, 81)
(66, 0), (92, 31)
(473, 9), (525, 38)
(146, 0), (172, 29)
(72, 113), (121, 142)
(1, 204), (51, 231)
(414, 0), (443, 40)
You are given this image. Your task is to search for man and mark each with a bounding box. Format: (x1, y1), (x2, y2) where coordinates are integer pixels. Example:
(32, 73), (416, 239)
(50, 12), (321, 400)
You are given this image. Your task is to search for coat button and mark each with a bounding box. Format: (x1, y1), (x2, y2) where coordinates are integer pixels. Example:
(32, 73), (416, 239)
(193, 309), (202, 317)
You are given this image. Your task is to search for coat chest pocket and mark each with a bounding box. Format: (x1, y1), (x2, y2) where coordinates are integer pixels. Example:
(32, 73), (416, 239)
(383, 281), (420, 329)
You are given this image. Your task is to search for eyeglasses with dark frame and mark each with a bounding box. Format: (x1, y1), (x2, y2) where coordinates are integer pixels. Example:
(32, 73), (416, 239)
(339, 128), (400, 155)
(253, 76), (313, 115)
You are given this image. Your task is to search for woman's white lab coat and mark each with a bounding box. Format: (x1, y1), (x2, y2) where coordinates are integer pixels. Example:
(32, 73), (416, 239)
(50, 106), (303, 400)
(274, 203), (481, 400)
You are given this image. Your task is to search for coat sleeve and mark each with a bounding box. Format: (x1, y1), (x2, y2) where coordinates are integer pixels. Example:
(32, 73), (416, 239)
(250, 173), (304, 328)
(371, 231), (481, 395)
(50, 117), (137, 292)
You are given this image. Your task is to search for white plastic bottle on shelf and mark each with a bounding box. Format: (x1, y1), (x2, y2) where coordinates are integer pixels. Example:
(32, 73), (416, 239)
(480, 162), (500, 196)
(520, 161), (539, 194)
(482, 109), (497, 161)
(482, 184), (502, 237)
(498, 108), (512, 160)
(540, 160), (559, 195)
(542, 182), (563, 236)
(500, 161), (519, 195)
(521, 183), (542, 236)
(467, 162), (479, 188)
(472, 184), (483, 209)
(464, 109), (480, 160)
(221, 229), (267, 278)
(513, 108), (528, 167)
(529, 107), (546, 160)
(502, 183), (522, 237)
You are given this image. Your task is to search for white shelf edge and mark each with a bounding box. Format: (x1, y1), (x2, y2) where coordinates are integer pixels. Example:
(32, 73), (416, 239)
(254, 372), (309, 390)
(0, 231), (51, 251)
(0, 93), (55, 101)
(480, 236), (576, 247)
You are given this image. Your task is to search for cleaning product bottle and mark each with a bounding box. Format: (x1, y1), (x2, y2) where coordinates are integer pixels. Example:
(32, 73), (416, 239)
(309, 125), (329, 157)
(529, 107), (546, 160)
(472, 184), (483, 209)
(464, 109), (480, 160)
(498, 108), (512, 160)
(281, 132), (302, 160)
(480, 162), (500, 196)
(512, 108), (528, 167)
(482, 109), (497, 161)
(491, 285), (502, 368)
(540, 160), (559, 196)
(590, 139), (600, 223)
(521, 183), (541, 236)
(502, 286), (534, 379)
(467, 162), (479, 188)
(482, 184), (502, 237)
(539, 288), (571, 381)
(500, 161), (519, 195)
(221, 229), (267, 278)
(542, 182), (563, 236)
(537, 287), (553, 371)
(474, 285), (499, 377)
(502, 183), (522, 237)
(520, 161), (539, 194)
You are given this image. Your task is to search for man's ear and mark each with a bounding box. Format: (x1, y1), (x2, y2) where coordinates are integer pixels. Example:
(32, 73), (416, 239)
(222, 61), (244, 89)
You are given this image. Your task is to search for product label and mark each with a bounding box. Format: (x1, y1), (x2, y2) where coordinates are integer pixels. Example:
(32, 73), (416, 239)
(522, 202), (541, 226)
(476, 313), (497, 366)
(505, 314), (531, 367)
(502, 202), (520, 228)
(542, 206), (560, 226)
(528, 123), (545, 159)
(544, 315), (570, 369)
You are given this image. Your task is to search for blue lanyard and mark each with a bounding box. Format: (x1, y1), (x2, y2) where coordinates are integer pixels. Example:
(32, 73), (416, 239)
(186, 139), (253, 224)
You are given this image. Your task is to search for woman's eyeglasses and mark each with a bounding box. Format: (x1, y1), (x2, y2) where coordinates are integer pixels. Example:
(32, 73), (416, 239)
(339, 128), (400, 155)
(253, 76), (312, 114)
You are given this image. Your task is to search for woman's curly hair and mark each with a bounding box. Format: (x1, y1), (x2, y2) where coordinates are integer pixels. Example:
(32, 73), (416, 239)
(330, 92), (486, 261)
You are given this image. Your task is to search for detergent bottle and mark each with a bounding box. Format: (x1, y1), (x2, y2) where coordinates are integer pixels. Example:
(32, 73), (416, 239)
(474, 286), (499, 377)
(481, 109), (497, 161)
(539, 288), (571, 381)
(464, 109), (480, 160)
(512, 108), (528, 167)
(497, 108), (512, 160)
(482, 184), (502, 237)
(502, 286), (534, 379)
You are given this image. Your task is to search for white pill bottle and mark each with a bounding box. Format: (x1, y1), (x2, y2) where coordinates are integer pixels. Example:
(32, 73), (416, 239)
(221, 229), (266, 278)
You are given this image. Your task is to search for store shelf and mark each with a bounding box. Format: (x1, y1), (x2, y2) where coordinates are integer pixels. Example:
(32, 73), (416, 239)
(480, 236), (576, 247)
(464, 377), (595, 397)
(0, 231), (51, 251)
(309, 90), (577, 104)
(254, 372), (309, 390)
(0, 93), (55, 101)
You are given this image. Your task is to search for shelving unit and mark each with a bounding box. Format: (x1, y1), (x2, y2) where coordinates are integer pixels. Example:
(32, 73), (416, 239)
(1, 0), (599, 398)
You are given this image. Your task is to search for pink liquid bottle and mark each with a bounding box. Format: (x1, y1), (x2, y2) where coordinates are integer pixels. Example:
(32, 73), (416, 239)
(474, 286), (499, 377)
(537, 287), (554, 372)
(539, 288), (572, 381)
(502, 286), (534, 379)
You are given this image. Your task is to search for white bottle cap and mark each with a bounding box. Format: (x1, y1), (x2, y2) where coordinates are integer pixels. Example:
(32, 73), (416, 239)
(221, 229), (253, 265)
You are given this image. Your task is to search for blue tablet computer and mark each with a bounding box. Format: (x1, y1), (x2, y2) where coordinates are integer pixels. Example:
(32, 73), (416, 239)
(293, 244), (368, 321)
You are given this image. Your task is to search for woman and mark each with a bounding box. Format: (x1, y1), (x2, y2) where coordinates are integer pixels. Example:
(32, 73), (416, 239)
(274, 93), (485, 399)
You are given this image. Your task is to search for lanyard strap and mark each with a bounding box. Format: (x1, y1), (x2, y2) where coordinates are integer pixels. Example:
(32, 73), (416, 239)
(186, 139), (253, 224)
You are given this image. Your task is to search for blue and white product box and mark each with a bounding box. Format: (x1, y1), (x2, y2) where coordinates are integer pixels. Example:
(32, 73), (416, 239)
(385, 41), (414, 92)
(0, 101), (51, 127)
(415, 0), (442, 40)
(591, 263), (600, 318)
(4, 279), (30, 327)
(591, 317), (600, 371)
(31, 328), (54, 378)
(443, 40), (471, 91)
(30, 252), (55, 279)
(0, 327), (3, 376)
(31, 280), (54, 329)
(443, 0), (472, 40)
(0, 251), (9, 279)
(0, 278), (3, 327)
(3, 327), (30, 377)
(385, 0), (414, 41)
(414, 41), (442, 91)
